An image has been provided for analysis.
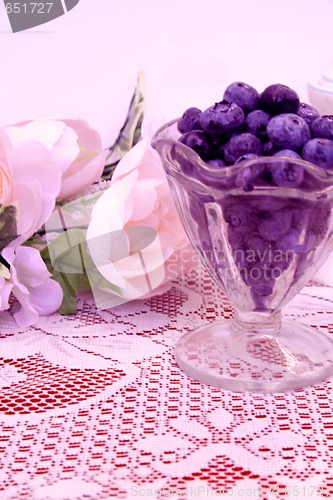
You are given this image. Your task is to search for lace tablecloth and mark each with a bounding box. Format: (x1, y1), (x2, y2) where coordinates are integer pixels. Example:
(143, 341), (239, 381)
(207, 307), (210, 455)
(1, 267), (333, 499)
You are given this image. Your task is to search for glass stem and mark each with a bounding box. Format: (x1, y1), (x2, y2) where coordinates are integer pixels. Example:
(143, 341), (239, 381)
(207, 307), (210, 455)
(232, 309), (282, 337)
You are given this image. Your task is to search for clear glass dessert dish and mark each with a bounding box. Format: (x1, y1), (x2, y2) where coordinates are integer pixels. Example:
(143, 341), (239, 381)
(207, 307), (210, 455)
(152, 119), (333, 393)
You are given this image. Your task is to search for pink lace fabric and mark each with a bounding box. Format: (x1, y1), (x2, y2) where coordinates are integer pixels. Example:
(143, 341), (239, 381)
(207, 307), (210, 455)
(1, 266), (333, 499)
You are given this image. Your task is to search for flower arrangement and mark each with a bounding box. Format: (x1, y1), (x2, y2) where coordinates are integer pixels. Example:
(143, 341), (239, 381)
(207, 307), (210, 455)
(0, 74), (192, 327)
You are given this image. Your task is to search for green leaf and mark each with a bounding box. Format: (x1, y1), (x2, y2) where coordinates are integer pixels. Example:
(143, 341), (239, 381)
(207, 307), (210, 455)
(103, 70), (145, 178)
(41, 229), (122, 315)
(52, 270), (79, 315)
(0, 204), (18, 251)
(42, 228), (87, 274)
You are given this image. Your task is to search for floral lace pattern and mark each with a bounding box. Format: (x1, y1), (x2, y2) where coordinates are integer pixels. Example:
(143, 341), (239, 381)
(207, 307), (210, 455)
(1, 266), (333, 499)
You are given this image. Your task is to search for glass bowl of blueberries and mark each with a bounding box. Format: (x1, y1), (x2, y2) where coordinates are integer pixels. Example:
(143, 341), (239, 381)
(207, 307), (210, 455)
(152, 82), (333, 393)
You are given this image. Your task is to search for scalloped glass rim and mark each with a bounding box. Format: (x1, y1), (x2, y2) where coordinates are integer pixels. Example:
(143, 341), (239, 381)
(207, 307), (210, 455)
(152, 118), (333, 200)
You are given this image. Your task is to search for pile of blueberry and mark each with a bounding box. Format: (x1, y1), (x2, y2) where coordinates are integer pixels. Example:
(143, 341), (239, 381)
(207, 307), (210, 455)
(176, 83), (333, 307)
(177, 82), (333, 182)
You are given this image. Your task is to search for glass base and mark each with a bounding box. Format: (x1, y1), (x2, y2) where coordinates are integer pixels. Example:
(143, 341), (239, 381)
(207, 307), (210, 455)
(175, 319), (333, 393)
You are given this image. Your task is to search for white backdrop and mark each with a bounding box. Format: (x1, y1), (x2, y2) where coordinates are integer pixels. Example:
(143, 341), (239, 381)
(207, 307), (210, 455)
(0, 0), (333, 147)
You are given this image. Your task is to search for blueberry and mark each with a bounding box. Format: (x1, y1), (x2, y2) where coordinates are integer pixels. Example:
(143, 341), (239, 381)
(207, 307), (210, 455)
(223, 203), (259, 230)
(207, 158), (226, 168)
(233, 243), (247, 267)
(245, 110), (271, 142)
(199, 100), (244, 139)
(311, 115), (333, 141)
(297, 102), (320, 126)
(224, 133), (262, 164)
(271, 151), (303, 188)
(228, 225), (247, 247)
(302, 138), (333, 169)
(262, 141), (279, 156)
(235, 153), (258, 163)
(234, 161), (264, 192)
(223, 82), (260, 115)
(250, 198), (286, 211)
(273, 149), (302, 159)
(267, 114), (311, 151)
(179, 130), (212, 160)
(259, 84), (300, 115)
(258, 209), (293, 241)
(269, 253), (292, 274)
(177, 107), (202, 133)
(244, 235), (270, 263)
(277, 228), (301, 252)
(270, 160), (304, 188)
(212, 141), (228, 161)
(234, 154), (259, 190)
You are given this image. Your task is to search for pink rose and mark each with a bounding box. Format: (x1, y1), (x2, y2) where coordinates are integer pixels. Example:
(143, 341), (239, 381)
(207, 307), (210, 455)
(87, 140), (193, 308)
(4, 118), (107, 201)
(0, 127), (62, 245)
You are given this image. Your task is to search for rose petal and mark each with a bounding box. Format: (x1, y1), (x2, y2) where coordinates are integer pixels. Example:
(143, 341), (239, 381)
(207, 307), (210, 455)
(89, 169), (139, 232)
(8, 140), (61, 195)
(0, 128), (13, 166)
(8, 141), (61, 241)
(14, 183), (42, 236)
(51, 124), (80, 173)
(131, 179), (160, 221)
(63, 119), (103, 154)
(5, 119), (78, 172)
(56, 119), (105, 200)
(5, 119), (63, 146)
(57, 150), (107, 200)
(111, 140), (148, 182)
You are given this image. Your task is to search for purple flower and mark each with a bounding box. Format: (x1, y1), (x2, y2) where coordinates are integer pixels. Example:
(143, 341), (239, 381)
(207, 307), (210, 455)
(1, 246), (63, 327)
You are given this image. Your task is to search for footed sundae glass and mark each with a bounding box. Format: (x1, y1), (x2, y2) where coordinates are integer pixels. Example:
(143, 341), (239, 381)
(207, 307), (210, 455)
(152, 120), (333, 393)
